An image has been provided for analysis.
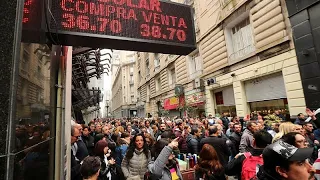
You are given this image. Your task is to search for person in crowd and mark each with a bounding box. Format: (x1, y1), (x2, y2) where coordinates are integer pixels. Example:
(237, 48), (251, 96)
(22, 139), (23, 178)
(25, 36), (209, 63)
(292, 124), (303, 134)
(274, 109), (286, 121)
(303, 122), (318, 146)
(140, 126), (148, 135)
(229, 123), (242, 158)
(80, 156), (101, 180)
(89, 122), (96, 137)
(71, 124), (82, 180)
(95, 140), (124, 180)
(272, 122), (295, 143)
(257, 140), (315, 180)
(95, 123), (102, 134)
(226, 122), (234, 137)
(220, 112), (230, 131)
(258, 119), (271, 131)
(115, 126), (125, 136)
(151, 125), (158, 139)
(268, 123), (280, 137)
(174, 119), (188, 153)
(145, 120), (154, 137)
(155, 123), (167, 140)
(82, 125), (95, 156)
(295, 110), (317, 127)
(281, 132), (308, 148)
(231, 116), (241, 124)
(75, 124), (89, 162)
(121, 133), (151, 180)
(144, 133), (155, 150)
(126, 124), (136, 137)
(102, 125), (113, 143)
(200, 124), (230, 166)
(148, 138), (183, 180)
(187, 126), (202, 154)
(239, 121), (258, 153)
(226, 130), (272, 179)
(115, 132), (131, 166)
(195, 144), (226, 180)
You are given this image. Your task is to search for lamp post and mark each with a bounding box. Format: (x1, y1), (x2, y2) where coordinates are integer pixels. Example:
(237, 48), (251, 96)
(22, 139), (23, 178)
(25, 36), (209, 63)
(106, 100), (109, 118)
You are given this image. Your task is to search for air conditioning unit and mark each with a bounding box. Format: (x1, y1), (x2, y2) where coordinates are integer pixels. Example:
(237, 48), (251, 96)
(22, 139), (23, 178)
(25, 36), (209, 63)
(194, 78), (204, 88)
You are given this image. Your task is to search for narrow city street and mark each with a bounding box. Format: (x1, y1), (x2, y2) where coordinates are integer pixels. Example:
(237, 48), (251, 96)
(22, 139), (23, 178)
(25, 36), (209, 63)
(1, 0), (320, 180)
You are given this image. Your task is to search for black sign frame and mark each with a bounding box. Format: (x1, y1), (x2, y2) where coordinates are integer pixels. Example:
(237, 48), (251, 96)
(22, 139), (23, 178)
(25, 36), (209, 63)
(22, 0), (196, 55)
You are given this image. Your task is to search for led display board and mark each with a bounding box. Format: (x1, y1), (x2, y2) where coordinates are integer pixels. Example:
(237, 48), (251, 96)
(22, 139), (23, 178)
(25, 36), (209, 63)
(22, 0), (196, 55)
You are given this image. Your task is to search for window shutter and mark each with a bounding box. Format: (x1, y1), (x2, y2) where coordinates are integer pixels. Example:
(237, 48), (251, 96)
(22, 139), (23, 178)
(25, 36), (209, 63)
(245, 73), (287, 102)
(222, 86), (235, 106)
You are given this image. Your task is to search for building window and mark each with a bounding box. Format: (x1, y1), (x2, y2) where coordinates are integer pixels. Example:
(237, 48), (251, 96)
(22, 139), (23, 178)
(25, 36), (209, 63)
(187, 52), (203, 79)
(168, 68), (176, 85)
(154, 53), (160, 67)
(130, 65), (134, 74)
(225, 15), (255, 63)
(22, 49), (30, 70)
(155, 77), (161, 91)
(146, 59), (150, 76)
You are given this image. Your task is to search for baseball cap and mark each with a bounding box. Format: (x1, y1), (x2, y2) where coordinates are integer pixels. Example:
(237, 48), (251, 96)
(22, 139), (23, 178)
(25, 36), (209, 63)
(263, 140), (313, 164)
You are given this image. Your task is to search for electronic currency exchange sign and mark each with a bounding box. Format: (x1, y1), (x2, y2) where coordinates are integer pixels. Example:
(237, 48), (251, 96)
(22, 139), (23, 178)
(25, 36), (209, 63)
(22, 0), (196, 55)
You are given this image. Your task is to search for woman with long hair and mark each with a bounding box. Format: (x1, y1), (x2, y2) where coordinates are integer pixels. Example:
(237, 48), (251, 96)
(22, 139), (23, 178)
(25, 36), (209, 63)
(148, 138), (182, 180)
(195, 144), (226, 180)
(115, 132), (131, 166)
(121, 133), (151, 180)
(94, 140), (125, 180)
(144, 133), (155, 150)
(272, 122), (295, 143)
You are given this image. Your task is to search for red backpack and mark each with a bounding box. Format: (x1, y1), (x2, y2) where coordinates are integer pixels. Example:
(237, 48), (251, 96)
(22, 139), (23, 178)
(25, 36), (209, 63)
(241, 152), (263, 180)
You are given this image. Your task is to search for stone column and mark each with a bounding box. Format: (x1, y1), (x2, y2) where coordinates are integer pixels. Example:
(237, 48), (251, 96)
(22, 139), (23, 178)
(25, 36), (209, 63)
(0, 0), (24, 179)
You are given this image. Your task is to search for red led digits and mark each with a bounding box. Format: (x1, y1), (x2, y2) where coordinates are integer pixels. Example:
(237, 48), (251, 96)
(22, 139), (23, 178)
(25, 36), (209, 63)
(76, 15), (90, 30)
(62, 13), (75, 28)
(98, 18), (109, 32)
(141, 24), (150, 37)
(151, 26), (161, 38)
(167, 28), (176, 40)
(140, 25), (187, 42)
(176, 30), (186, 42)
(109, 20), (122, 33)
(23, 0), (33, 23)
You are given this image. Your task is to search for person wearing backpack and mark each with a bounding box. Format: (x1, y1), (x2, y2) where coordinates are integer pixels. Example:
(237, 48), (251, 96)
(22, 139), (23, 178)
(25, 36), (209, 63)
(225, 130), (272, 180)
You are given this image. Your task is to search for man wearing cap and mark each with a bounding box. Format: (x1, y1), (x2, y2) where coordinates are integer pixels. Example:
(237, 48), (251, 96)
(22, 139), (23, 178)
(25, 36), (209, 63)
(257, 140), (315, 180)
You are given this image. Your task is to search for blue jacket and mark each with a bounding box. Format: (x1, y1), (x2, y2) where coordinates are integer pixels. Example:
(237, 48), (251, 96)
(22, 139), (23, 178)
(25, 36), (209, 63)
(115, 143), (128, 166)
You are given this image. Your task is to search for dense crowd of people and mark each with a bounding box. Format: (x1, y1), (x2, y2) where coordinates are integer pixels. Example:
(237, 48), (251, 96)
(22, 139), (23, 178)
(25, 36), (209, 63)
(72, 108), (320, 180)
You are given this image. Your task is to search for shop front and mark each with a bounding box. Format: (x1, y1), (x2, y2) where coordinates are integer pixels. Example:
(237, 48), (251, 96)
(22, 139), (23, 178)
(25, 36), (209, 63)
(163, 96), (185, 117)
(213, 86), (236, 117)
(185, 89), (206, 118)
(244, 73), (289, 117)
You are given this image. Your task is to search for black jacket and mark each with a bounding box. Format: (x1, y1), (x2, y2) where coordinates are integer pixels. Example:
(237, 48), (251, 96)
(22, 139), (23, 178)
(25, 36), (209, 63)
(82, 134), (95, 155)
(186, 135), (200, 154)
(229, 132), (242, 157)
(225, 148), (264, 179)
(257, 166), (281, 180)
(71, 150), (82, 180)
(200, 136), (230, 166)
(76, 139), (89, 161)
(98, 157), (125, 180)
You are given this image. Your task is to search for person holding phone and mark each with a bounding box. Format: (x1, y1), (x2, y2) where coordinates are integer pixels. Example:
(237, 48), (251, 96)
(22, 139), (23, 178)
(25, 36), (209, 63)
(148, 137), (182, 180)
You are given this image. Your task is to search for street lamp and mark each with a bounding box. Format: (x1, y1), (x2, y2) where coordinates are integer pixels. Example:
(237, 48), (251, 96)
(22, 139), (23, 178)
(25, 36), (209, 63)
(106, 100), (109, 118)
